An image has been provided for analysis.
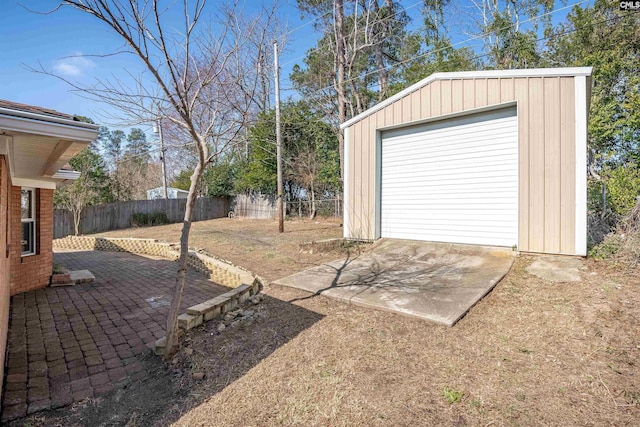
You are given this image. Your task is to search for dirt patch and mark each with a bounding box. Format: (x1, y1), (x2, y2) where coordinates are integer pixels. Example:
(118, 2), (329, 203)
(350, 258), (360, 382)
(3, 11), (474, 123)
(525, 255), (586, 282)
(13, 219), (640, 426)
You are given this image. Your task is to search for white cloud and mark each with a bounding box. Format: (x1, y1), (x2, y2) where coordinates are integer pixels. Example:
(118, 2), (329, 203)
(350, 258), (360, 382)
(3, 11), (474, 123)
(53, 52), (96, 77)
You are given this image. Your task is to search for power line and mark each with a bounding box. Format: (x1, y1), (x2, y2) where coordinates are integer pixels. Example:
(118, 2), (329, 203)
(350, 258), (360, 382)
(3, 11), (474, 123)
(280, 0), (424, 67)
(276, 10), (331, 44)
(298, 0), (590, 98)
(466, 14), (620, 67)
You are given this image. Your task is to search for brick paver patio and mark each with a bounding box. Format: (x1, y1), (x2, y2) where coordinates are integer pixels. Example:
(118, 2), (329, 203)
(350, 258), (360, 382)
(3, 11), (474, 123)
(2, 249), (227, 420)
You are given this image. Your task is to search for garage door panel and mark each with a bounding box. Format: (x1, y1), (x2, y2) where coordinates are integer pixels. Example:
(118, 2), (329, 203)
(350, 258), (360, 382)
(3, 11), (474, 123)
(382, 178), (517, 189)
(384, 119), (517, 148)
(383, 153), (517, 171)
(384, 126), (517, 150)
(383, 138), (517, 159)
(381, 107), (518, 247)
(383, 165), (517, 179)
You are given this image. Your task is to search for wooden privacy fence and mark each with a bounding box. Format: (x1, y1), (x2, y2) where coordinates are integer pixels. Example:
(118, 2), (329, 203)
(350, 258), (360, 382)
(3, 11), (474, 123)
(230, 194), (342, 219)
(230, 194), (278, 219)
(54, 197), (230, 238)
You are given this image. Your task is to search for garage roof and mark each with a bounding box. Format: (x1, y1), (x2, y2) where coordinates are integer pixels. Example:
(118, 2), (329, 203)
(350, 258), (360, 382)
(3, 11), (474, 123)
(340, 67), (593, 129)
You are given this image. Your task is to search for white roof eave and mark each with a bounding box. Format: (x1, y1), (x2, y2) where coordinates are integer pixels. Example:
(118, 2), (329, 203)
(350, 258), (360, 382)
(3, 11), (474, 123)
(0, 109), (99, 142)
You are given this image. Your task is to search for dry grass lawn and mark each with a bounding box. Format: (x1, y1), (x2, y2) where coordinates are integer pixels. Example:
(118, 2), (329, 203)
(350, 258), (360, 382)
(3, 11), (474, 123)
(30, 218), (640, 426)
(96, 217), (345, 282)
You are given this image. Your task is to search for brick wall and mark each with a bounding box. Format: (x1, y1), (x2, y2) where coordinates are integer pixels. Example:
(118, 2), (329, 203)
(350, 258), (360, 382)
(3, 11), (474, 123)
(0, 155), (11, 399)
(9, 186), (54, 295)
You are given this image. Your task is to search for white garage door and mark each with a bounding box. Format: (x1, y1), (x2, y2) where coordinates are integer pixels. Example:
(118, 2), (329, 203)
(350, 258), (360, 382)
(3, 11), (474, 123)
(380, 107), (518, 247)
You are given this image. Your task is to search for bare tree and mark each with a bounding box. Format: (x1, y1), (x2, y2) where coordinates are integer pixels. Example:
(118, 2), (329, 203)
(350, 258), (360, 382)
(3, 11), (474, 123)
(41, 0), (283, 357)
(55, 175), (97, 236)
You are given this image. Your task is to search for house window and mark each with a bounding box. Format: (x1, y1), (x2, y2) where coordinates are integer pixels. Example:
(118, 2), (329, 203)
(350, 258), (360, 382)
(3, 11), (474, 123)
(21, 188), (36, 256)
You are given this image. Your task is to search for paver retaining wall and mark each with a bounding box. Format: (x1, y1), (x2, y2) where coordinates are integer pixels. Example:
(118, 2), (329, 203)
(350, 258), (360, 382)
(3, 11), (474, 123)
(53, 236), (257, 289)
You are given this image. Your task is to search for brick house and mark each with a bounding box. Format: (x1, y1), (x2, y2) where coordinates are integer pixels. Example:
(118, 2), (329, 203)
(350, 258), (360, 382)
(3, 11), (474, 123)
(0, 100), (98, 393)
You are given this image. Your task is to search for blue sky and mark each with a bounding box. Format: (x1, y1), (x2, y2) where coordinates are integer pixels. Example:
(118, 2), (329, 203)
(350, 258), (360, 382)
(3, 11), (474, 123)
(0, 0), (326, 131)
(0, 0), (588, 133)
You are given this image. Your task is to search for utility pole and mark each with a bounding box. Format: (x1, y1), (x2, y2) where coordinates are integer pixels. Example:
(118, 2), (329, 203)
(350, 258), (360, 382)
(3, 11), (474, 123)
(274, 40), (284, 233)
(154, 115), (169, 199)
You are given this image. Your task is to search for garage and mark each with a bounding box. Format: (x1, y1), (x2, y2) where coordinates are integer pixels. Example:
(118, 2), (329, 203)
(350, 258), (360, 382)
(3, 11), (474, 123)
(341, 67), (592, 256)
(380, 107), (518, 247)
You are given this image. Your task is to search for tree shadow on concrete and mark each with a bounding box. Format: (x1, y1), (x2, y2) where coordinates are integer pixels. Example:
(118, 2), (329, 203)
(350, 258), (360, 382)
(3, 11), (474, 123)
(286, 244), (482, 304)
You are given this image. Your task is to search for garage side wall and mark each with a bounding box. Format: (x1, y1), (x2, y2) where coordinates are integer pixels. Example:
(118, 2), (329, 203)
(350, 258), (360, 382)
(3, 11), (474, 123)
(345, 76), (579, 255)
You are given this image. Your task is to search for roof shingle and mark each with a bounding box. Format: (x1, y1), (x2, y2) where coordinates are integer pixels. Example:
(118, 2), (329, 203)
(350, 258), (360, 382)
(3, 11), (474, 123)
(0, 99), (76, 121)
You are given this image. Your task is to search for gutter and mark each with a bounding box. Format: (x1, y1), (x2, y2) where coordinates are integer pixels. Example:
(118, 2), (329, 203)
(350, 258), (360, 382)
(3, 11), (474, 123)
(0, 107), (100, 131)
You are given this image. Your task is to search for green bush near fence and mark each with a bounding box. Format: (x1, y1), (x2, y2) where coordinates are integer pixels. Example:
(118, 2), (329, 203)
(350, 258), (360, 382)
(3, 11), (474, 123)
(131, 212), (170, 227)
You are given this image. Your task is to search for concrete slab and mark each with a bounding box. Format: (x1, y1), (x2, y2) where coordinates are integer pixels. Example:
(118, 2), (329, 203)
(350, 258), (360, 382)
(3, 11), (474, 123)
(69, 269), (95, 284)
(273, 239), (516, 326)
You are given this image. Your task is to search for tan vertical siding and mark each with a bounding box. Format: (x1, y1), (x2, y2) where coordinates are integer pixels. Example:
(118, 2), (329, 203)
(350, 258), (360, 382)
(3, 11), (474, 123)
(345, 73), (581, 254)
(528, 78), (545, 252)
(352, 121), (362, 237)
(393, 99), (403, 123)
(431, 80), (442, 116)
(384, 102), (393, 125)
(402, 95), (413, 124)
(500, 79), (515, 102)
(463, 79), (475, 110)
(560, 78), (576, 253)
(544, 78), (562, 253)
(514, 78), (530, 251)
(475, 79), (488, 108)
(421, 85), (431, 118)
(487, 79), (500, 104)
(451, 80), (464, 112)
(410, 89), (421, 121)
(369, 114), (378, 238)
(440, 80), (452, 114)
(361, 117), (371, 238)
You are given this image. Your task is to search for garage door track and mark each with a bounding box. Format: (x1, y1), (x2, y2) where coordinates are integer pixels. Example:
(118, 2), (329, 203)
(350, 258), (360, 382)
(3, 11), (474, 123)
(274, 239), (515, 326)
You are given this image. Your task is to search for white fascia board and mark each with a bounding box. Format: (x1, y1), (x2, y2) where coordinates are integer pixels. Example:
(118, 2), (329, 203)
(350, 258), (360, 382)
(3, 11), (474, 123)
(0, 114), (99, 142)
(574, 75), (588, 256)
(11, 177), (57, 190)
(0, 107), (99, 130)
(51, 170), (81, 180)
(343, 127), (350, 238)
(340, 67), (594, 129)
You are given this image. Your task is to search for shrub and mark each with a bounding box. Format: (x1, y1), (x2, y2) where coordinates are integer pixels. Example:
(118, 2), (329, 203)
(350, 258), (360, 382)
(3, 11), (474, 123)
(605, 165), (640, 216)
(131, 212), (149, 226)
(131, 211), (170, 227)
(149, 212), (169, 225)
(590, 199), (640, 266)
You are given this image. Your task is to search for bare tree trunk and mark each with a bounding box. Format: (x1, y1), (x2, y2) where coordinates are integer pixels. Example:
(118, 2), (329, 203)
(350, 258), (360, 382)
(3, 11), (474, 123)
(334, 0), (347, 182)
(73, 208), (81, 236)
(309, 182), (317, 219)
(164, 158), (205, 358)
(372, 0), (389, 101)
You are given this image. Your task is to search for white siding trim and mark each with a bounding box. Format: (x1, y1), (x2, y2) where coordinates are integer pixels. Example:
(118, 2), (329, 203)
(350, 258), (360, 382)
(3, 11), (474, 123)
(374, 129), (382, 239)
(574, 76), (588, 256)
(341, 67), (593, 129)
(343, 127), (350, 238)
